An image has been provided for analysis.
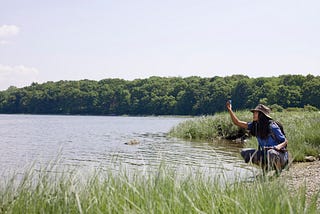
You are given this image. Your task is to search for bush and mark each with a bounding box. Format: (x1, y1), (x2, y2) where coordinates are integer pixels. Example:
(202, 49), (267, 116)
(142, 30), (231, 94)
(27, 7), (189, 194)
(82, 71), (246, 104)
(304, 105), (319, 112)
(269, 104), (284, 112)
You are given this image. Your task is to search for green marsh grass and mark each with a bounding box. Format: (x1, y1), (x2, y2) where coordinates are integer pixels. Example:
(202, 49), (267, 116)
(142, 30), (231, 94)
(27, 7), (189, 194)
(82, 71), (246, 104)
(169, 111), (320, 162)
(0, 163), (319, 213)
(168, 112), (251, 140)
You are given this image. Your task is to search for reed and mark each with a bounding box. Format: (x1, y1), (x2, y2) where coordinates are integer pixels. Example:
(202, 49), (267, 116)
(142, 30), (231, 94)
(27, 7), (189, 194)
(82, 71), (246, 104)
(169, 111), (320, 162)
(0, 163), (318, 213)
(169, 111), (252, 140)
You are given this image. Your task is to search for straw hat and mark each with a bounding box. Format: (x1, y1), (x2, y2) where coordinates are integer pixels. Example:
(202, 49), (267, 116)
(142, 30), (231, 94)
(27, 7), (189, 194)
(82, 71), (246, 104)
(250, 104), (272, 119)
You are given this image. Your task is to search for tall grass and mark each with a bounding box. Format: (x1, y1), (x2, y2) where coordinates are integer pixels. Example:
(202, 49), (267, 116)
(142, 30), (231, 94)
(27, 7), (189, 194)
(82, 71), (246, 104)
(0, 163), (318, 213)
(169, 111), (320, 162)
(169, 111), (252, 140)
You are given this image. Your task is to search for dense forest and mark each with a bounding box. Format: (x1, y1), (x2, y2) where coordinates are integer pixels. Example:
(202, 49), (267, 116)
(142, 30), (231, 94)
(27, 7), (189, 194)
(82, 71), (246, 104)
(0, 74), (319, 115)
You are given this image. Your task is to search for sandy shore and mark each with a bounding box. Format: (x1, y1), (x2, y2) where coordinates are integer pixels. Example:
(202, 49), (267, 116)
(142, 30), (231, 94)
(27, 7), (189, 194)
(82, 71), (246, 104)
(280, 160), (320, 209)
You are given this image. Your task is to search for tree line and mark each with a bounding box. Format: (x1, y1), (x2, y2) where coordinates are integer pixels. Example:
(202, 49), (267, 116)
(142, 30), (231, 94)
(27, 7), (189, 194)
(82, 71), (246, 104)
(0, 74), (319, 115)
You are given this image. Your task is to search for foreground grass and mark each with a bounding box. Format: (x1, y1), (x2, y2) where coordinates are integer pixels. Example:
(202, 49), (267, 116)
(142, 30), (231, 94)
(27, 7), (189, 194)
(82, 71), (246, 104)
(0, 164), (319, 214)
(169, 111), (320, 162)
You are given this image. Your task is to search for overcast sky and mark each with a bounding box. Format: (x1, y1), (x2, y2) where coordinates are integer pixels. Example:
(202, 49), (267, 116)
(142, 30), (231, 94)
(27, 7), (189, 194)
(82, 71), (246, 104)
(0, 0), (319, 90)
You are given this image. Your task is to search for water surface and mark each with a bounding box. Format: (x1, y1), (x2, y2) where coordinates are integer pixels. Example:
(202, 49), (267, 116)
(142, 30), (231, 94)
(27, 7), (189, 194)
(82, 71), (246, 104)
(0, 114), (256, 179)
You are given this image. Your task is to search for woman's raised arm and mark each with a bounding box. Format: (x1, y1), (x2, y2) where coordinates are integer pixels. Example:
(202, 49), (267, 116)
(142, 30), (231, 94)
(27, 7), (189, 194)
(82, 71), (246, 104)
(226, 101), (248, 129)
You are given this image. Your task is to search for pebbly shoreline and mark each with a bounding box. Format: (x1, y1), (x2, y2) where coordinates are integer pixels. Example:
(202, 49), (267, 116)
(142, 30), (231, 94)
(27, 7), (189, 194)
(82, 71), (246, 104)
(280, 160), (320, 209)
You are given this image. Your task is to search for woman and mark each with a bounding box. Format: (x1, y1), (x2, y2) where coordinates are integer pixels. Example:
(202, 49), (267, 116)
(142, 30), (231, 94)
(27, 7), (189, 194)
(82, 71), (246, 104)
(226, 101), (288, 172)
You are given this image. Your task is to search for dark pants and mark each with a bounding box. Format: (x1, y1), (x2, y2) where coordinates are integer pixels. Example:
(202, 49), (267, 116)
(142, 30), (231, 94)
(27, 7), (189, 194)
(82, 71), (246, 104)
(241, 148), (266, 165)
(240, 148), (288, 171)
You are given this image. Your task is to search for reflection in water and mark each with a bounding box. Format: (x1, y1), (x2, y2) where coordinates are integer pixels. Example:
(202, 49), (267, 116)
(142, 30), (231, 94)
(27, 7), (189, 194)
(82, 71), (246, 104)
(0, 115), (258, 180)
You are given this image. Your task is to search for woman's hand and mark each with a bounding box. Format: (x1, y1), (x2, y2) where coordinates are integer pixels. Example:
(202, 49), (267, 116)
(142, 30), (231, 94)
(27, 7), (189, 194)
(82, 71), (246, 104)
(274, 145), (282, 151)
(226, 100), (232, 111)
(275, 139), (288, 151)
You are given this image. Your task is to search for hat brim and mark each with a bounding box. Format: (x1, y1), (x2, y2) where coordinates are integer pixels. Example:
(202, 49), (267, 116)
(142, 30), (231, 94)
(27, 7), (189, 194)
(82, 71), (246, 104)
(250, 109), (272, 119)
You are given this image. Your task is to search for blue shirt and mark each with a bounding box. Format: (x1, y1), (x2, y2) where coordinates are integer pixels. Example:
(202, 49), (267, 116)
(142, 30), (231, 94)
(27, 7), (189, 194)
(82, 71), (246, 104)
(247, 121), (286, 148)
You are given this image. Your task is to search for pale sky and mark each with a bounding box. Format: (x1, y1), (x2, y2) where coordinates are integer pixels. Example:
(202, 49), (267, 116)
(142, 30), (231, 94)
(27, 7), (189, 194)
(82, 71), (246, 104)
(0, 0), (319, 90)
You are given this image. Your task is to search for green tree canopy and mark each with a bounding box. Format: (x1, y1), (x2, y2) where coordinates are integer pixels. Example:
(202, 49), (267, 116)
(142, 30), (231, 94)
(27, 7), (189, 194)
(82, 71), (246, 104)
(0, 75), (318, 115)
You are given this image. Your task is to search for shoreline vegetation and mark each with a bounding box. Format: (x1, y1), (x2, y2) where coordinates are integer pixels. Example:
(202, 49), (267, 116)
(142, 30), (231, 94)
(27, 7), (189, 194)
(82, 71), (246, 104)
(167, 107), (320, 210)
(169, 108), (320, 162)
(0, 161), (319, 213)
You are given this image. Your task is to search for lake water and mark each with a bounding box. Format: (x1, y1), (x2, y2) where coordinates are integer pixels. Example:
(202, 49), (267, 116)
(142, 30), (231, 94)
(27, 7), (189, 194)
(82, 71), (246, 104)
(0, 114), (256, 180)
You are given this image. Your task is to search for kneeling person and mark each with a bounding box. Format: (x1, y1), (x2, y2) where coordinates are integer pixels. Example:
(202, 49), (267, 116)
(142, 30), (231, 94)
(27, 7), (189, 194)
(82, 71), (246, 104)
(226, 101), (288, 172)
